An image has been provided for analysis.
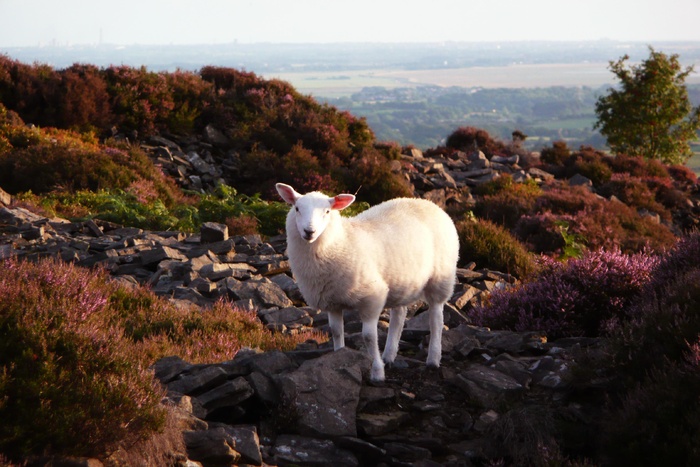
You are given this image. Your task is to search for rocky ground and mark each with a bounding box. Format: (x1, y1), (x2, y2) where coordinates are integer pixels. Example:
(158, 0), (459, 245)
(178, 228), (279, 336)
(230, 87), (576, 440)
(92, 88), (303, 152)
(6, 130), (696, 466)
(0, 199), (605, 467)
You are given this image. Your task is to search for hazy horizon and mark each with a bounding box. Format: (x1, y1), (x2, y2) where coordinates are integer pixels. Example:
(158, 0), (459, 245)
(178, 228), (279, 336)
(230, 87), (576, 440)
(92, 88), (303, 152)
(2, 0), (700, 48)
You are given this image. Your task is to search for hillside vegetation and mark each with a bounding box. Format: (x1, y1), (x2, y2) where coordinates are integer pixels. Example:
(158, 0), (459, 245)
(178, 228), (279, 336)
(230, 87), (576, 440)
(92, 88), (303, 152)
(0, 56), (412, 203)
(1, 55), (698, 256)
(1, 56), (700, 466)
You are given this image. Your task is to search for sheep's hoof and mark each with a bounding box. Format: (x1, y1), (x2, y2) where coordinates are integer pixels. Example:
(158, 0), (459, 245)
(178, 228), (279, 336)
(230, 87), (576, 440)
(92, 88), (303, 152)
(370, 362), (385, 383)
(426, 357), (441, 369)
(367, 378), (386, 387)
(423, 363), (441, 379)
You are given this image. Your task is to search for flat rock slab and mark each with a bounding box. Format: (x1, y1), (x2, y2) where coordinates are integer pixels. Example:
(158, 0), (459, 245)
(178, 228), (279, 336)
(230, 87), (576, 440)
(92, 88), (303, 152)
(357, 411), (411, 437)
(272, 434), (358, 467)
(278, 348), (369, 437)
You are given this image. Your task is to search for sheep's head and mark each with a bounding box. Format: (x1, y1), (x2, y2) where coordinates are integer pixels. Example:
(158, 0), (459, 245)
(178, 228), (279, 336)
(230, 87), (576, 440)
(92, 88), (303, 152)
(276, 183), (355, 243)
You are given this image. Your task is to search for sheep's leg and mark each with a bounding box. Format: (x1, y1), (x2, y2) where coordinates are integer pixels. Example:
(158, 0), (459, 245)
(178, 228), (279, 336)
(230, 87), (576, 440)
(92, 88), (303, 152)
(328, 310), (345, 350)
(426, 301), (445, 368)
(362, 313), (385, 382)
(382, 306), (407, 365)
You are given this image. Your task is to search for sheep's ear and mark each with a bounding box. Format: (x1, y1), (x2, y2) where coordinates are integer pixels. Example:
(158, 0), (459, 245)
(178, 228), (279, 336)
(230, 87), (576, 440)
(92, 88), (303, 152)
(276, 183), (301, 205)
(331, 194), (355, 211)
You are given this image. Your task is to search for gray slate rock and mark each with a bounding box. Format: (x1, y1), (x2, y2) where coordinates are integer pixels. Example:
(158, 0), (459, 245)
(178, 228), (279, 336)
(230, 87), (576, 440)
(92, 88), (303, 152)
(220, 424), (262, 466)
(201, 222), (229, 243)
(196, 377), (254, 414)
(271, 435), (358, 467)
(168, 366), (229, 396)
(278, 348), (369, 437)
(183, 427), (241, 466)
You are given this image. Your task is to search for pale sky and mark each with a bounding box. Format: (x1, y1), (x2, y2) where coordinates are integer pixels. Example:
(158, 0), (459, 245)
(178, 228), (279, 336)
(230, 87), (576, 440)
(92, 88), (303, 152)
(1, 0), (699, 47)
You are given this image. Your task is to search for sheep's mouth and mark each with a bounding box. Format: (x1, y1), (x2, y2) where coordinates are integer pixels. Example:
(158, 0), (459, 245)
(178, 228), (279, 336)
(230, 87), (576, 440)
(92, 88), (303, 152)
(301, 228), (318, 242)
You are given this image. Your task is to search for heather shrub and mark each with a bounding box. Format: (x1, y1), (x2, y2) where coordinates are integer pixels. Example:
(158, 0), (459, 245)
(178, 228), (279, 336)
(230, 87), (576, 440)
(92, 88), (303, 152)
(598, 173), (671, 222)
(591, 200), (676, 252)
(600, 342), (700, 467)
(343, 147), (414, 205)
(107, 286), (323, 363)
(0, 123), (183, 203)
(513, 183), (676, 255)
(667, 163), (698, 185)
(539, 140), (571, 166)
(534, 183), (599, 214)
(609, 153), (669, 178)
(456, 217), (538, 279)
(474, 175), (541, 229)
(594, 234), (700, 465)
(104, 65), (175, 136)
(164, 69), (214, 134)
(647, 231), (700, 290)
(0, 140), (132, 194)
(482, 405), (596, 467)
(0, 257), (166, 459)
(563, 146), (613, 185)
(0, 56), (62, 127)
(607, 269), (700, 383)
(473, 173), (541, 198)
(57, 63), (113, 131)
(0, 256), (325, 461)
(225, 213), (261, 236)
(472, 249), (659, 338)
(606, 235), (700, 373)
(445, 126), (508, 156)
(513, 212), (569, 254)
(279, 142), (339, 194)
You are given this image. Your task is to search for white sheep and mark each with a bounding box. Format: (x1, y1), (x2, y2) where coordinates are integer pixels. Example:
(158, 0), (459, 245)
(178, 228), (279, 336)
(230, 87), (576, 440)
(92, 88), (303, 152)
(276, 183), (459, 382)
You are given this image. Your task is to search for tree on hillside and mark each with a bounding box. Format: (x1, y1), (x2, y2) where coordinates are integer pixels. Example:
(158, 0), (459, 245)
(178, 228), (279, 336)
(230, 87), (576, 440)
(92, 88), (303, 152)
(594, 47), (700, 165)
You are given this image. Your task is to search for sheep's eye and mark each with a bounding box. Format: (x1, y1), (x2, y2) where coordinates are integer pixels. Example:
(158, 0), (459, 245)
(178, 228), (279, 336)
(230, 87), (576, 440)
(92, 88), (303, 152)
(325, 209), (330, 215)
(295, 207), (299, 212)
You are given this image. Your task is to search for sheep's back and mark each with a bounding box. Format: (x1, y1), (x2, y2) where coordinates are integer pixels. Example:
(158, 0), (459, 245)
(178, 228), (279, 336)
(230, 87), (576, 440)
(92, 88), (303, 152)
(349, 198), (459, 306)
(287, 197), (458, 311)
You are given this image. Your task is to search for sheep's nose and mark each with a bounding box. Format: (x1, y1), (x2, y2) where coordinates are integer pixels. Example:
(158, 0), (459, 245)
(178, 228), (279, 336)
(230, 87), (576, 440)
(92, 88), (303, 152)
(304, 228), (315, 239)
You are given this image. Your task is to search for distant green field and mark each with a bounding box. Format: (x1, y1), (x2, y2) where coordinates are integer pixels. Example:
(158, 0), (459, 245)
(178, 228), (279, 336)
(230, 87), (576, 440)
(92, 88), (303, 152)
(263, 63), (621, 99)
(689, 143), (700, 176)
(534, 117), (597, 131)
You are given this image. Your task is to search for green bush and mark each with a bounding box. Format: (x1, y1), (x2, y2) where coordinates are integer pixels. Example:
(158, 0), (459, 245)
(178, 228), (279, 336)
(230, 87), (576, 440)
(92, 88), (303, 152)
(19, 183), (289, 237)
(456, 217), (537, 279)
(196, 184), (289, 237)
